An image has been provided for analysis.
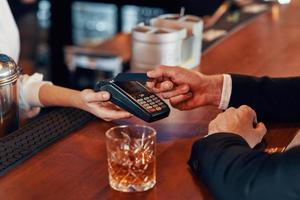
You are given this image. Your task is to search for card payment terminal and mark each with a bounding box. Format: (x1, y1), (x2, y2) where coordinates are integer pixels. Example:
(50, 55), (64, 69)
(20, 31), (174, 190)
(94, 73), (170, 122)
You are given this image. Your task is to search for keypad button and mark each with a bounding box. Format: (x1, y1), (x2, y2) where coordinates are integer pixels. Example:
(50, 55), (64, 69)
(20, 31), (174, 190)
(155, 100), (161, 103)
(156, 107), (162, 111)
(139, 94), (145, 97)
(150, 108), (157, 113)
(144, 103), (150, 107)
(158, 102), (164, 105)
(144, 97), (150, 100)
(150, 95), (155, 98)
(153, 104), (158, 108)
(150, 102), (155, 105)
(146, 106), (153, 109)
(146, 100), (152, 103)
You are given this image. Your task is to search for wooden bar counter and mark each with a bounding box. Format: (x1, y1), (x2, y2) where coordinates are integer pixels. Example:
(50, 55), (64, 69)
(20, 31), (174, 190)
(2, 1), (300, 199)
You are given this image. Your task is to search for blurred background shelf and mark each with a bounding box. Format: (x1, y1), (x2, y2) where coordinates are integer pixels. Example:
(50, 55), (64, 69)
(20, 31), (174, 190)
(10, 0), (272, 89)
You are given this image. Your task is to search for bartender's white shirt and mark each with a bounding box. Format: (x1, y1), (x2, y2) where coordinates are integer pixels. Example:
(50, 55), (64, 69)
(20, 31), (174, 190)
(0, 0), (20, 61)
(0, 0), (52, 114)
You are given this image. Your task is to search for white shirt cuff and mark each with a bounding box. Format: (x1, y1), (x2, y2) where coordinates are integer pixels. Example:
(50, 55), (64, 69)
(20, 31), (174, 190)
(218, 74), (232, 110)
(19, 73), (53, 110)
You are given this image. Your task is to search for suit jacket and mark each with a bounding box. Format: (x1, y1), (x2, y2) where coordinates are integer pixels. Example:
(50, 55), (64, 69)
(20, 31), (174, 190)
(188, 75), (300, 200)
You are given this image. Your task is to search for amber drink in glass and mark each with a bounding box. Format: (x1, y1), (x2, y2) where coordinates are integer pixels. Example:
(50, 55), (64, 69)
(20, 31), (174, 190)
(105, 125), (156, 192)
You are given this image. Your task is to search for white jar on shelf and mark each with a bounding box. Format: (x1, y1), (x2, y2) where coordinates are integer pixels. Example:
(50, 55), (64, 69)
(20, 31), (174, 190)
(131, 25), (187, 70)
(151, 14), (203, 69)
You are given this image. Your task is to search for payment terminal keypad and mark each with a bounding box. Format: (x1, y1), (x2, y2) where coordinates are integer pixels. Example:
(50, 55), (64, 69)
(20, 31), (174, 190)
(135, 94), (167, 113)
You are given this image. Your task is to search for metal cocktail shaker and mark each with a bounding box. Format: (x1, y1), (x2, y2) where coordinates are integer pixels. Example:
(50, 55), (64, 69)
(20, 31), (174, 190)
(0, 54), (21, 137)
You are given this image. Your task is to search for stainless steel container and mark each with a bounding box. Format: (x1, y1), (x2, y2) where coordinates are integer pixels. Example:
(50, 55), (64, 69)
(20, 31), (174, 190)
(0, 54), (21, 137)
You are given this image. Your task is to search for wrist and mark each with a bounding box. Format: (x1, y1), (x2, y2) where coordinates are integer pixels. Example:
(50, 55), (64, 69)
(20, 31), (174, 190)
(70, 90), (86, 110)
(204, 74), (223, 107)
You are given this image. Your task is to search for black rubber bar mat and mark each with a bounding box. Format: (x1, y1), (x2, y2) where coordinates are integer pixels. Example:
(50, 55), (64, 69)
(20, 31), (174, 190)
(0, 108), (94, 176)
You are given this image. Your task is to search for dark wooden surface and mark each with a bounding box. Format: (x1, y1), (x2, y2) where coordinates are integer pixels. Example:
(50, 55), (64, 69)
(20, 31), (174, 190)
(2, 1), (300, 199)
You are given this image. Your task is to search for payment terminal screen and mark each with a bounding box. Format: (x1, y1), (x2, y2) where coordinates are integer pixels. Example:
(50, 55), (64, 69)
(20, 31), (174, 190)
(115, 81), (145, 95)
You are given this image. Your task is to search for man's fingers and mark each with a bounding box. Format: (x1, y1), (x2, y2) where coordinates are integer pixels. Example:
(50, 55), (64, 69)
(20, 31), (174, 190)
(226, 107), (236, 112)
(156, 81), (174, 92)
(149, 80), (174, 93)
(254, 122), (267, 136)
(169, 92), (193, 106)
(147, 65), (178, 79)
(147, 66), (186, 93)
(161, 84), (190, 99)
(147, 70), (162, 79)
(238, 105), (257, 122)
(247, 122), (267, 148)
(82, 89), (110, 103)
(146, 79), (156, 89)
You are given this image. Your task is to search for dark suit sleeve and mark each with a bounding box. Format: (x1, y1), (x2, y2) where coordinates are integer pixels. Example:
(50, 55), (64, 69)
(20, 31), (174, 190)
(229, 75), (300, 122)
(188, 133), (300, 200)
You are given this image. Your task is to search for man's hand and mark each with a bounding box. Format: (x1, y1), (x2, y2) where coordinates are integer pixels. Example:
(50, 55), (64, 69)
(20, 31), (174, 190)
(147, 66), (223, 110)
(208, 105), (267, 148)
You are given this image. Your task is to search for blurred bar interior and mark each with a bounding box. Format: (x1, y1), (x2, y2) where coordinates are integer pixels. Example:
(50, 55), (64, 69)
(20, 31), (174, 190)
(10, 0), (290, 89)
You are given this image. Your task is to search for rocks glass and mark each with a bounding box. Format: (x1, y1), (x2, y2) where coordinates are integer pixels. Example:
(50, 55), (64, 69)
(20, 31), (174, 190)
(105, 125), (156, 192)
